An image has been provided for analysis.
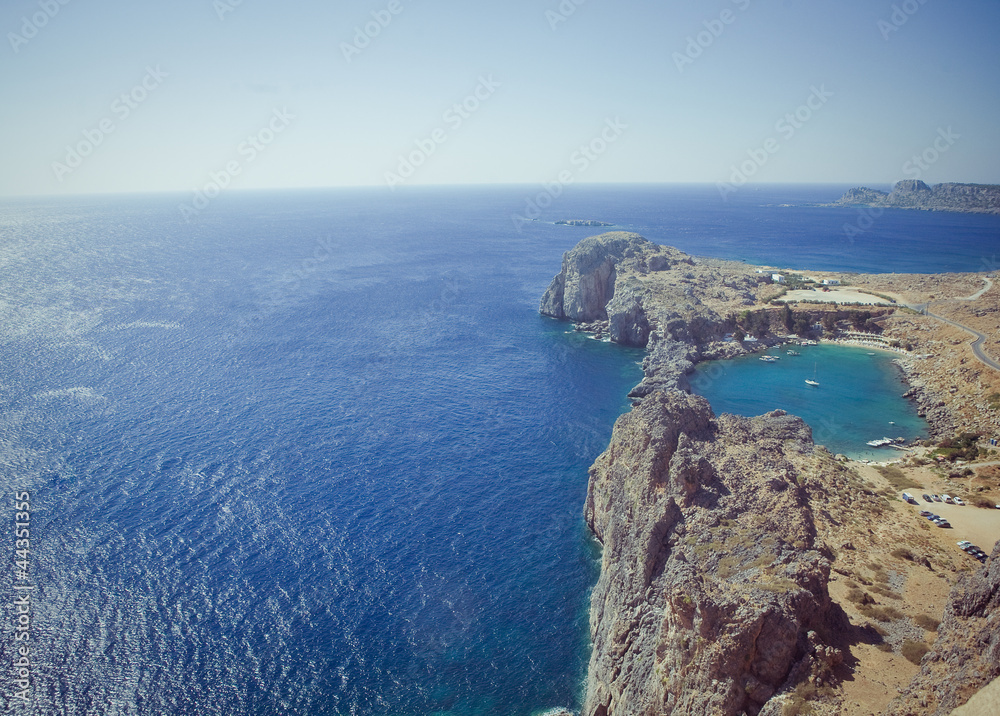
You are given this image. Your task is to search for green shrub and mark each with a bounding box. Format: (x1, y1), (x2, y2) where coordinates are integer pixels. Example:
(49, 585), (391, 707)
(901, 640), (930, 665)
(846, 588), (873, 605)
(870, 584), (902, 601)
(914, 614), (940, 631)
(876, 465), (920, 490)
(857, 603), (904, 622)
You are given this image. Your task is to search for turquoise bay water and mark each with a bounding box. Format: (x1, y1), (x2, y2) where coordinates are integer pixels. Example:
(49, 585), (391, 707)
(691, 344), (929, 460)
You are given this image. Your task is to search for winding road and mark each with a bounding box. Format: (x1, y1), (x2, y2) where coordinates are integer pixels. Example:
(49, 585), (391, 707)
(908, 277), (1000, 372)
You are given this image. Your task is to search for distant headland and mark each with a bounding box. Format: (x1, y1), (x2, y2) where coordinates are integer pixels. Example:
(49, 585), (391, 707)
(830, 180), (1000, 214)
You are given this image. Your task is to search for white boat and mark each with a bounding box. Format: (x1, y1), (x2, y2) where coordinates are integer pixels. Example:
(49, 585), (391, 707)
(805, 362), (819, 386)
(866, 437), (895, 447)
(805, 379), (819, 386)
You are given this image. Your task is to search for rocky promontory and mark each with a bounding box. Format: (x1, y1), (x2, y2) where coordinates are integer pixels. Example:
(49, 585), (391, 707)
(832, 180), (1000, 214)
(540, 232), (763, 396)
(540, 232), (1000, 715)
(584, 391), (843, 715)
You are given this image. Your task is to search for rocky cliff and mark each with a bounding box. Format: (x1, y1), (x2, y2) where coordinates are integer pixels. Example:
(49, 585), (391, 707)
(584, 392), (842, 716)
(539, 232), (651, 326)
(541, 233), (851, 714)
(833, 180), (1000, 214)
(541, 231), (1000, 715)
(539, 232), (762, 395)
(886, 539), (1000, 715)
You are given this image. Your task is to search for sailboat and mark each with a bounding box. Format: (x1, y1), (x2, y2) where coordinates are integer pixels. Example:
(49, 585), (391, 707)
(805, 363), (819, 387)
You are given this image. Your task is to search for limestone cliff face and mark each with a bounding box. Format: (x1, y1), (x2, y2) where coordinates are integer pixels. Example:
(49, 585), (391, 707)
(887, 539), (1000, 715)
(606, 277), (651, 347)
(583, 391), (840, 716)
(539, 232), (749, 390)
(541, 233), (845, 715)
(540, 232), (653, 325)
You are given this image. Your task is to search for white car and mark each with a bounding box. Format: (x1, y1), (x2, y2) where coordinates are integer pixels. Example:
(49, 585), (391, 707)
(942, 495), (953, 504)
(953, 497), (965, 506)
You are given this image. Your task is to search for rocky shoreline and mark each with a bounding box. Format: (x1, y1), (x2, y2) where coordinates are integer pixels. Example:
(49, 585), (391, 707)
(539, 232), (998, 715)
(894, 358), (959, 439)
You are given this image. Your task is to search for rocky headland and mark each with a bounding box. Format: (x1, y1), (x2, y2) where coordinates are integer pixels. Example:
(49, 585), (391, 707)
(831, 180), (1000, 215)
(584, 391), (846, 715)
(540, 232), (1000, 715)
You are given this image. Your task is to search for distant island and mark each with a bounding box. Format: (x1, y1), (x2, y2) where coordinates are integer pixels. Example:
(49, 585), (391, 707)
(831, 180), (1000, 214)
(554, 219), (614, 227)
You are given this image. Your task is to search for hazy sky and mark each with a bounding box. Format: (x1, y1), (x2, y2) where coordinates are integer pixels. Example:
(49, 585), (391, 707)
(3, 0), (999, 196)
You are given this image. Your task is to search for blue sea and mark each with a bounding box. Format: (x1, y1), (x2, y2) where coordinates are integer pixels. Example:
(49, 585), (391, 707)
(0, 185), (997, 715)
(691, 344), (929, 461)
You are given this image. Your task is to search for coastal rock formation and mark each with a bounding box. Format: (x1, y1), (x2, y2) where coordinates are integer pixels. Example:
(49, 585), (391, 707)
(833, 180), (1000, 214)
(606, 276), (651, 347)
(540, 232), (763, 392)
(886, 539), (1000, 715)
(539, 232), (653, 325)
(583, 391), (840, 716)
(541, 231), (1000, 716)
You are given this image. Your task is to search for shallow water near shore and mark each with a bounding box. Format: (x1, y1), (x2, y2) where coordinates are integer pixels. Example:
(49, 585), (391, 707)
(691, 344), (929, 460)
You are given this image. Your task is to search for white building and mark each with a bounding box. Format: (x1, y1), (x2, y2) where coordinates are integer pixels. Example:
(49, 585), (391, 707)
(822, 278), (840, 286)
(772, 273), (785, 284)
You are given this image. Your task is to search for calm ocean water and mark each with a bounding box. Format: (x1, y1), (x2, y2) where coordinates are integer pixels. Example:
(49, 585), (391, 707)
(0, 185), (997, 715)
(691, 344), (929, 461)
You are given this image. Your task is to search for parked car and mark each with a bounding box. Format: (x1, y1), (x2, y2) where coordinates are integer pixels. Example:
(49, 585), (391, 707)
(931, 494), (942, 502)
(920, 510), (932, 517)
(957, 540), (972, 547)
(943, 495), (954, 504)
(953, 497), (965, 506)
(922, 494), (933, 502)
